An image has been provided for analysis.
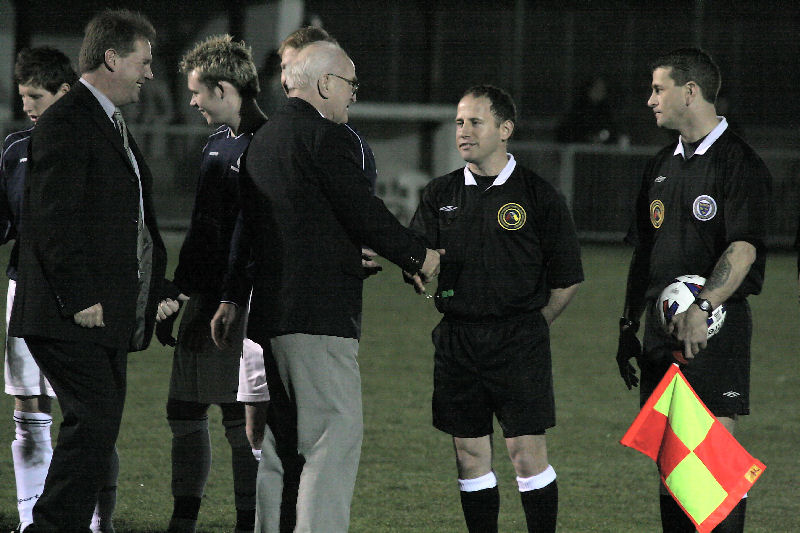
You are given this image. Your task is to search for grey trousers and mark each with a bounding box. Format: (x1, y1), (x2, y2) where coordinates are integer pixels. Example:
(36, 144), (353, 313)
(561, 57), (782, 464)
(255, 333), (363, 533)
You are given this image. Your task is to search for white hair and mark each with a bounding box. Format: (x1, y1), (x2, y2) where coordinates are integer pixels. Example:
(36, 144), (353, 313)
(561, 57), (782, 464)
(285, 41), (347, 90)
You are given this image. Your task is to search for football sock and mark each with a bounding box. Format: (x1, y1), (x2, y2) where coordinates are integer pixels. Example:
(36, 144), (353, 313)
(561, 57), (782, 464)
(518, 465), (558, 533)
(90, 446), (119, 533)
(223, 417), (257, 529)
(169, 417), (211, 514)
(659, 494), (695, 532)
(459, 471), (499, 533)
(712, 496), (747, 533)
(11, 411), (53, 527)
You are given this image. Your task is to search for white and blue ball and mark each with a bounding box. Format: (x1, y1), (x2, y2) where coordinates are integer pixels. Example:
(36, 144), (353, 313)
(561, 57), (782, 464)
(657, 274), (726, 339)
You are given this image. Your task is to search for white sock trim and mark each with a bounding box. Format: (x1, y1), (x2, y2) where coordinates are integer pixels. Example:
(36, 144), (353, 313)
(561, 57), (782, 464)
(13, 410), (53, 424)
(458, 471), (497, 492)
(517, 465), (556, 492)
(13, 411), (52, 442)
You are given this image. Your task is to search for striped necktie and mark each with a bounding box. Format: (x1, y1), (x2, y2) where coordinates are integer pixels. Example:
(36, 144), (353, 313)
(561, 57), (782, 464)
(112, 108), (127, 148)
(112, 108), (146, 276)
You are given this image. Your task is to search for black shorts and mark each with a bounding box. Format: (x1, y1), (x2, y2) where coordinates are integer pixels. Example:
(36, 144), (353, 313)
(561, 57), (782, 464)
(640, 299), (751, 417)
(431, 311), (554, 438)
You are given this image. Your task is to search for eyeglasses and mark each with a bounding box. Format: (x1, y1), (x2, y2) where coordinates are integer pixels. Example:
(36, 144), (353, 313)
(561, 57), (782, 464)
(326, 73), (359, 95)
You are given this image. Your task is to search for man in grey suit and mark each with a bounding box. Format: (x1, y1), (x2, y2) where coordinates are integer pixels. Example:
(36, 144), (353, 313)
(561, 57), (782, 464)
(10, 9), (173, 532)
(212, 41), (441, 532)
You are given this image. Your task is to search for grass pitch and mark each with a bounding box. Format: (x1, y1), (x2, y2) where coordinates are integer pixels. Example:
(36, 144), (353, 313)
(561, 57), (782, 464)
(0, 239), (798, 532)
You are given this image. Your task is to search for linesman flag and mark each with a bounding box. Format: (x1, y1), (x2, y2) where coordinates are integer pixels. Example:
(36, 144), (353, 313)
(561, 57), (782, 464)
(620, 363), (765, 532)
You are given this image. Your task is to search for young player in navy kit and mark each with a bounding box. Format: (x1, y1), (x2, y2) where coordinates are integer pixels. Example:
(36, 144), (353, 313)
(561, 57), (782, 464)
(408, 85), (583, 533)
(154, 34), (266, 533)
(616, 48), (771, 532)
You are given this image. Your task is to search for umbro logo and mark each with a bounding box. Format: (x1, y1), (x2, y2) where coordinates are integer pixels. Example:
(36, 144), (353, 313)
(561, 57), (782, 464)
(209, 151), (219, 156)
(723, 391), (741, 398)
(440, 206), (458, 212)
(19, 157), (27, 163)
(655, 175), (668, 183)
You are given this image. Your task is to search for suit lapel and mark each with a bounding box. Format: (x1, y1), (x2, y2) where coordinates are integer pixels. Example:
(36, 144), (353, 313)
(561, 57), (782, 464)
(74, 84), (137, 177)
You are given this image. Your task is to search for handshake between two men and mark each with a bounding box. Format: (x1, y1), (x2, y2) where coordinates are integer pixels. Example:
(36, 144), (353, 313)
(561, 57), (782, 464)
(154, 246), (445, 349)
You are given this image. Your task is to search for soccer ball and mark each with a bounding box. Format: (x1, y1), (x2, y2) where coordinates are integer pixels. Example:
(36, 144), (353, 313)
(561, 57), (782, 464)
(657, 275), (726, 339)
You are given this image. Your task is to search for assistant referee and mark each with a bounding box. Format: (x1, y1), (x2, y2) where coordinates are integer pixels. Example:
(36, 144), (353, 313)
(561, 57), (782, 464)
(616, 48), (771, 532)
(408, 85), (583, 533)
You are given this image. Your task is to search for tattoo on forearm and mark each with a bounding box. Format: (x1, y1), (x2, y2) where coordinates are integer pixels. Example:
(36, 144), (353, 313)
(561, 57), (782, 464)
(705, 247), (733, 291)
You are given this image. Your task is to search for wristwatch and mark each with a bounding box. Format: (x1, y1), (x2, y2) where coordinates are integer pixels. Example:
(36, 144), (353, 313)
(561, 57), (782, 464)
(693, 298), (713, 317)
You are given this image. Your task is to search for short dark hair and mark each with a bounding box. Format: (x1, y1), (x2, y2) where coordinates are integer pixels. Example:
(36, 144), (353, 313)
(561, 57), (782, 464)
(79, 9), (156, 73)
(462, 85), (517, 127)
(649, 48), (721, 103)
(278, 26), (337, 56)
(180, 35), (260, 98)
(15, 47), (78, 93)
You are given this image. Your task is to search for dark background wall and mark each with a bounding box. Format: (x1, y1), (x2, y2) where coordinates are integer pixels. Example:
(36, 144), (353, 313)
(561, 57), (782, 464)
(3, 0), (799, 243)
(306, 1), (800, 146)
(6, 1), (800, 146)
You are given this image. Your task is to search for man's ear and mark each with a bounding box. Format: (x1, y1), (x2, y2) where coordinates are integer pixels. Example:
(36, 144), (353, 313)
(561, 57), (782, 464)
(317, 75), (330, 100)
(58, 83), (71, 95)
(103, 49), (116, 72)
(500, 119), (515, 142)
(685, 81), (699, 106)
(217, 80), (238, 99)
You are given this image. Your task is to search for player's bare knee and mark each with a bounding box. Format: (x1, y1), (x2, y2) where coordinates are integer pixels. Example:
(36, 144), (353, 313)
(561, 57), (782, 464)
(453, 436), (492, 478)
(718, 415), (736, 434)
(14, 395), (52, 414)
(506, 434), (548, 478)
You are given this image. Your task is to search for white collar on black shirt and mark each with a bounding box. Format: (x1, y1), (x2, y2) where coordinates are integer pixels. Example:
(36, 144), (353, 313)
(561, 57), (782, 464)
(463, 153), (516, 188)
(673, 116), (728, 159)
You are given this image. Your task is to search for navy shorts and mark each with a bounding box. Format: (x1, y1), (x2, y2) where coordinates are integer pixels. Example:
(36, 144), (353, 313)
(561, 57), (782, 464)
(431, 311), (554, 438)
(640, 299), (751, 417)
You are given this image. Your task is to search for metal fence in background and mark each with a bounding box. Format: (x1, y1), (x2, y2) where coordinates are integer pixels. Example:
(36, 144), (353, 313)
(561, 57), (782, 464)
(3, 120), (798, 248)
(511, 141), (800, 248)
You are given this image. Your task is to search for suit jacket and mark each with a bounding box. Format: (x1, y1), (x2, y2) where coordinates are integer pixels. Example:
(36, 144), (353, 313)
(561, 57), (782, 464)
(238, 97), (426, 342)
(9, 82), (168, 351)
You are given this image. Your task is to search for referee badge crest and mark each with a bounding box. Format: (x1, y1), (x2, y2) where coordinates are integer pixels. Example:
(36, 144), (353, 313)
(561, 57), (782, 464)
(692, 195), (717, 221)
(497, 203), (526, 230)
(650, 200), (665, 228)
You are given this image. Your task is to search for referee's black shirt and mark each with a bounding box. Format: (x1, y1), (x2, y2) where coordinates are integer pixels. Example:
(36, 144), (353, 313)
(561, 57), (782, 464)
(626, 118), (771, 301)
(410, 156), (583, 323)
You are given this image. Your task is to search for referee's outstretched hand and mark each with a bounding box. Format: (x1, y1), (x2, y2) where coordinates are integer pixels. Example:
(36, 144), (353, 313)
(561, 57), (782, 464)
(616, 327), (641, 390)
(419, 248), (444, 282)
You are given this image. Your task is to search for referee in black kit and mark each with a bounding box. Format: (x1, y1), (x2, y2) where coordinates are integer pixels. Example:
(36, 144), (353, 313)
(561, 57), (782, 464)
(616, 48), (771, 532)
(407, 85), (583, 533)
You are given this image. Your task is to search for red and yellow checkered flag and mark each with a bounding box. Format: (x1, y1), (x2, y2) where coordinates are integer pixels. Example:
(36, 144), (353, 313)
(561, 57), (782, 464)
(621, 363), (765, 532)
